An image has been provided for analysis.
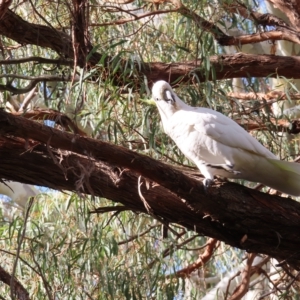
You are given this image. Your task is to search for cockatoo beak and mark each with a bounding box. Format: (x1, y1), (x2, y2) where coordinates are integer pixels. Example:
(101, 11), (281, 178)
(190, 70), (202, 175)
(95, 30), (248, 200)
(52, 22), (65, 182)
(165, 90), (174, 103)
(146, 98), (157, 106)
(139, 98), (157, 105)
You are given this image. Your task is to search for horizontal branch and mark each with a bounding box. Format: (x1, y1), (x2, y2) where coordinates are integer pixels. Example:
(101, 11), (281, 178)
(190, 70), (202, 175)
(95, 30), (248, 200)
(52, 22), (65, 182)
(218, 29), (300, 48)
(228, 91), (300, 101)
(169, 0), (300, 47)
(0, 7), (300, 89)
(12, 109), (87, 136)
(92, 8), (179, 26)
(222, 2), (300, 46)
(144, 53), (300, 86)
(1, 111), (300, 270)
(0, 56), (73, 66)
(0, 74), (78, 94)
(2, 10), (300, 89)
(0, 74), (74, 81)
(235, 117), (300, 134)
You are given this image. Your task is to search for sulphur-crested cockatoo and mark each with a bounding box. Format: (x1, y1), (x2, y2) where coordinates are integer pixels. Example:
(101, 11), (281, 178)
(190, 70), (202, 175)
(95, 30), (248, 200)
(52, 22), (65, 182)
(152, 80), (300, 196)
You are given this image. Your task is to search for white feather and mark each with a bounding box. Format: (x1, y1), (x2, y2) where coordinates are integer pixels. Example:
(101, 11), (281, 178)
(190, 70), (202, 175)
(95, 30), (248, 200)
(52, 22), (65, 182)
(152, 80), (300, 196)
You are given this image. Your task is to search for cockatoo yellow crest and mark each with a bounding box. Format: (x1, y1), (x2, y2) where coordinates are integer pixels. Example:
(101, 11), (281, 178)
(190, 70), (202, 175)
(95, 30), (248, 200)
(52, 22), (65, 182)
(152, 80), (300, 196)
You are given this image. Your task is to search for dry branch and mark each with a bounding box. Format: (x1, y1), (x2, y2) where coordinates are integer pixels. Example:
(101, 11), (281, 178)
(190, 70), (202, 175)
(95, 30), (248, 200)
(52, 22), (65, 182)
(267, 0), (300, 30)
(158, 0), (300, 47)
(12, 109), (87, 136)
(0, 9), (101, 67)
(225, 2), (291, 29)
(0, 0), (11, 20)
(218, 29), (300, 47)
(0, 56), (73, 66)
(235, 117), (300, 134)
(228, 91), (300, 101)
(1, 111), (300, 269)
(146, 53), (300, 87)
(229, 253), (257, 300)
(92, 8), (179, 26)
(174, 238), (219, 278)
(3, 9), (300, 90)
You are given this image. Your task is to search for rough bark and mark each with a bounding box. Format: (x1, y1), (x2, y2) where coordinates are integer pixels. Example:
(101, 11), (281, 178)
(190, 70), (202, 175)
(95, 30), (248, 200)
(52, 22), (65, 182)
(0, 265), (30, 300)
(0, 9), (101, 67)
(145, 53), (300, 87)
(1, 111), (300, 270)
(267, 0), (300, 30)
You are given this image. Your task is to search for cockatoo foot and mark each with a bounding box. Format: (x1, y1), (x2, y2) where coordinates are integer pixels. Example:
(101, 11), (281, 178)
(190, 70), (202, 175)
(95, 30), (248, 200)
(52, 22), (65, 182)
(224, 163), (241, 175)
(203, 178), (213, 191)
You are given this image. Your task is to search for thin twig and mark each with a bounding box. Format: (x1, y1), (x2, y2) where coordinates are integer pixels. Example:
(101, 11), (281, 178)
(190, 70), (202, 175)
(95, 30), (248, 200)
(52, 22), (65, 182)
(118, 224), (159, 245)
(10, 197), (34, 300)
(89, 205), (130, 214)
(90, 8), (179, 27)
(224, 271), (241, 300)
(171, 238), (219, 278)
(29, 245), (53, 300)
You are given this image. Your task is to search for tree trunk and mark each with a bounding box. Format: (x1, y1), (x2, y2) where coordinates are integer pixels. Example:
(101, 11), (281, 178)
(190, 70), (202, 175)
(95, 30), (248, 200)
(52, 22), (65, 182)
(1, 111), (300, 270)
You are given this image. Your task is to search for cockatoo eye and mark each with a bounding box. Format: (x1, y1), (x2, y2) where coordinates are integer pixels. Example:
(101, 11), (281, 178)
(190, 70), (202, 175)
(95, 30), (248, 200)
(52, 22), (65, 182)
(163, 89), (175, 103)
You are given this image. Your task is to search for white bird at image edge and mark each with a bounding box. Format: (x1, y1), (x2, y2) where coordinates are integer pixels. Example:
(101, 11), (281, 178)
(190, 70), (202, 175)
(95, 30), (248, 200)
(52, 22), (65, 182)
(152, 80), (300, 196)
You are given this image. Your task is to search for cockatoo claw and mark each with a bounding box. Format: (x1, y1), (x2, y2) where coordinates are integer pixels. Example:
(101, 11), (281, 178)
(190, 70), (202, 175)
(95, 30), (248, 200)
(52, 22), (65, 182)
(203, 178), (213, 192)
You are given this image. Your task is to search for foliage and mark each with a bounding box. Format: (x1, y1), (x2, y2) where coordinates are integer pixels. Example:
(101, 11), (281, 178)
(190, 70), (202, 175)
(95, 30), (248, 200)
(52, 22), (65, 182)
(0, 0), (300, 299)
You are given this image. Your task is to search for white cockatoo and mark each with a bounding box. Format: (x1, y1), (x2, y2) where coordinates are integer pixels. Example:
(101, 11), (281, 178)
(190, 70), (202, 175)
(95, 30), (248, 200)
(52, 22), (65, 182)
(152, 80), (300, 196)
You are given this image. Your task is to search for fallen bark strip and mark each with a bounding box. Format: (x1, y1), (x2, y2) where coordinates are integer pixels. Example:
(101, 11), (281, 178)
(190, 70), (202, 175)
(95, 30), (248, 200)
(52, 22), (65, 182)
(1, 111), (300, 269)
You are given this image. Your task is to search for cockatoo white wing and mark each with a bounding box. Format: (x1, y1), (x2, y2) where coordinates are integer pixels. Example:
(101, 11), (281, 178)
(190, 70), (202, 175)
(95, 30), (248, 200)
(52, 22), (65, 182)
(152, 80), (300, 196)
(188, 108), (276, 159)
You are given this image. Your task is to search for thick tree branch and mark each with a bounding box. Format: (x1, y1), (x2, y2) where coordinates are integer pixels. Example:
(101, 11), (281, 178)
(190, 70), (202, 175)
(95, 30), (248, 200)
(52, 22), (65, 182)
(12, 109), (87, 136)
(267, 0), (300, 31)
(3, 10), (300, 90)
(157, 0), (300, 47)
(220, 2), (300, 47)
(235, 117), (300, 134)
(71, 0), (91, 69)
(0, 265), (30, 300)
(218, 29), (300, 48)
(225, 3), (291, 29)
(0, 9), (101, 67)
(228, 91), (300, 101)
(1, 111), (300, 269)
(146, 53), (300, 86)
(0, 0), (11, 19)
